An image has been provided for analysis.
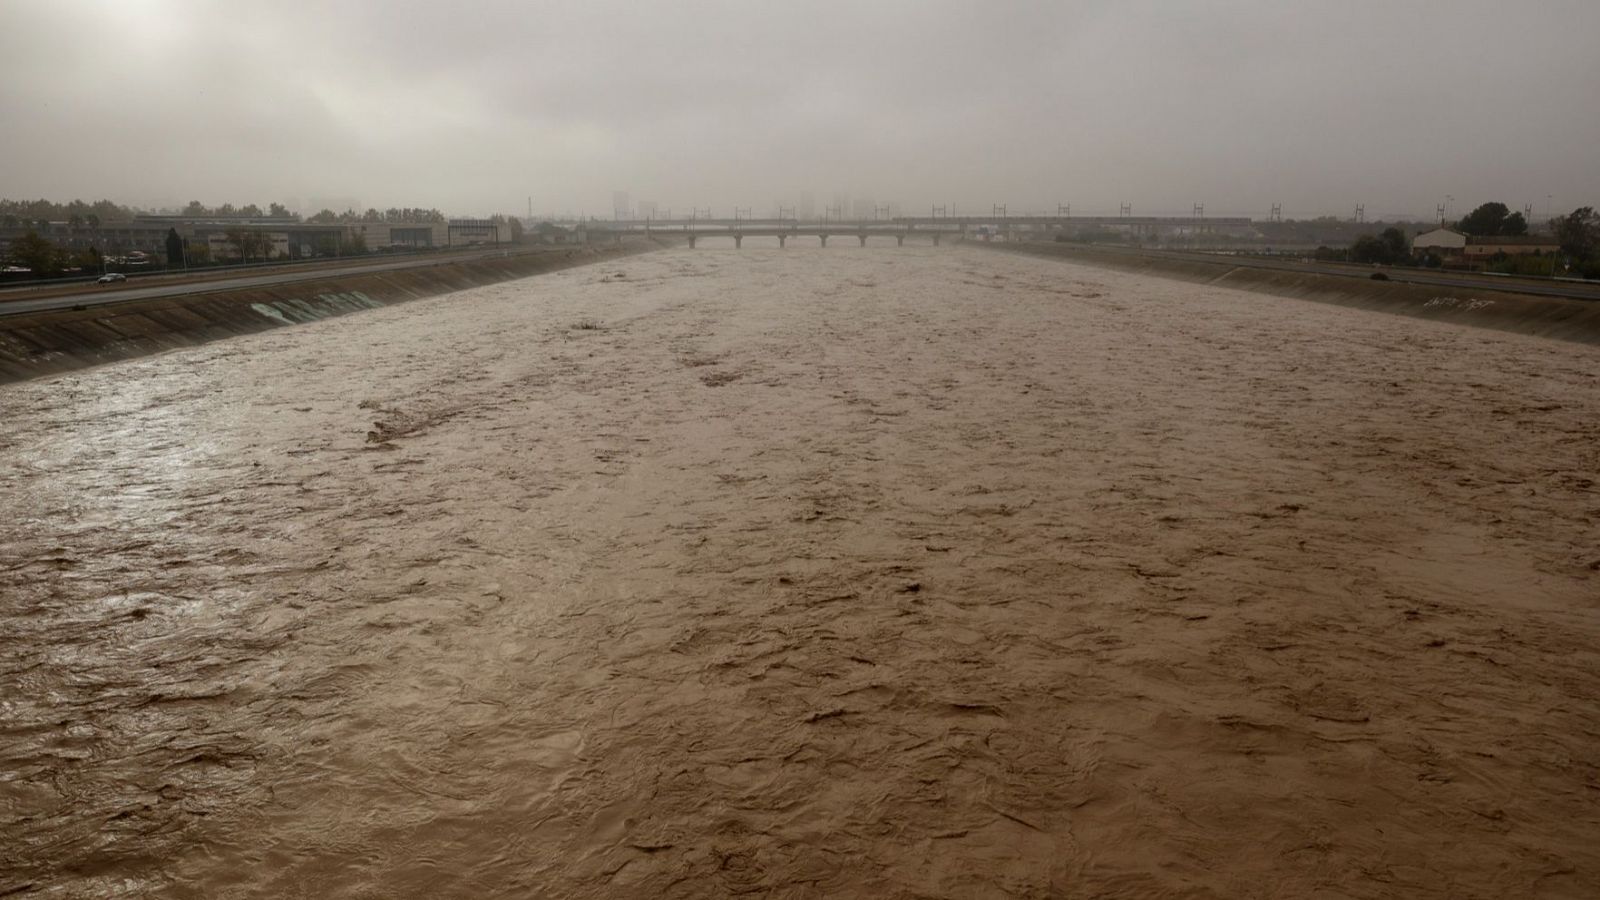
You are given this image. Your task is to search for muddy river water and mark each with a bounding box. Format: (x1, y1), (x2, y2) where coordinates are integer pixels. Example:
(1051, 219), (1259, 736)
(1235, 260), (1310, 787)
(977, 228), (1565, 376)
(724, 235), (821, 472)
(2, 245), (1598, 898)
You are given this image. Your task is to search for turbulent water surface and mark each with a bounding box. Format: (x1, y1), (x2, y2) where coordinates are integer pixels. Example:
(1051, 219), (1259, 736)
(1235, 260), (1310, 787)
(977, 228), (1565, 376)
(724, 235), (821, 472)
(3, 245), (1598, 898)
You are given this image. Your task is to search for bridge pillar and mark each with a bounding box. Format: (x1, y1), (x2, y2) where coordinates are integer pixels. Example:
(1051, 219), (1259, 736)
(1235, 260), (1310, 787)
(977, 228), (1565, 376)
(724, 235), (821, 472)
(778, 234), (787, 249)
(896, 234), (905, 247)
(858, 234), (867, 247)
(734, 235), (743, 250)
(819, 234), (829, 247)
(688, 235), (697, 249)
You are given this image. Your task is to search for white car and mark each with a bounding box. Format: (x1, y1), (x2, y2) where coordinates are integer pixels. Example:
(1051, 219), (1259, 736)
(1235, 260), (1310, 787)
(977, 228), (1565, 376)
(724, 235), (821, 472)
(96, 273), (127, 284)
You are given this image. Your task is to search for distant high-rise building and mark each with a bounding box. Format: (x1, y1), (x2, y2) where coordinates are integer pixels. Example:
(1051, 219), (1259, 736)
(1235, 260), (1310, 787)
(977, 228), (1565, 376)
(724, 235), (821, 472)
(612, 191), (630, 221)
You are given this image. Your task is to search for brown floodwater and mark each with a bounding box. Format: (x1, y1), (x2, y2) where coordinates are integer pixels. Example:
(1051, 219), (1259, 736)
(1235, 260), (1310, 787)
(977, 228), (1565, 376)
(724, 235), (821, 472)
(2, 244), (1598, 898)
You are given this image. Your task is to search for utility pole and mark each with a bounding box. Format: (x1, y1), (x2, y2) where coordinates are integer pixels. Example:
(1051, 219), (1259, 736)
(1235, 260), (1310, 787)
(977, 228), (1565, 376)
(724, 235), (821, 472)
(1057, 203), (1070, 218)
(778, 206), (795, 221)
(992, 204), (1007, 218)
(1270, 203), (1282, 222)
(1354, 204), (1365, 224)
(1193, 203), (1204, 219)
(1435, 203), (1446, 225)
(1120, 203), (1132, 217)
(931, 204), (946, 218)
(874, 204), (890, 220)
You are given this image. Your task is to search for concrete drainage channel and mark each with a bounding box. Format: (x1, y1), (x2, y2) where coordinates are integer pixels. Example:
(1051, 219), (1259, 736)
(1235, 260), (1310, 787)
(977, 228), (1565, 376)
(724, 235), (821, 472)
(0, 242), (661, 384)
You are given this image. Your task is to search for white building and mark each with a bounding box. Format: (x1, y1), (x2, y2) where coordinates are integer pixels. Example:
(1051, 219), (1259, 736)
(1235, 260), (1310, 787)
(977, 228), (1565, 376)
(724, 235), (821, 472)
(1412, 228), (1467, 255)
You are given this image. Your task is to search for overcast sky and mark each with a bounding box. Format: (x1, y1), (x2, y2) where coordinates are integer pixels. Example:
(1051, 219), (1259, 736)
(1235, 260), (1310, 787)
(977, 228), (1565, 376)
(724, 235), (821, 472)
(2, 0), (1596, 220)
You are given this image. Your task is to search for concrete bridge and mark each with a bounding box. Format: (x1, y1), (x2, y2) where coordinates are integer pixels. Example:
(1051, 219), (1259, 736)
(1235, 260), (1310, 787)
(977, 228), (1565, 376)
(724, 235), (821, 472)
(593, 215), (1254, 247)
(604, 215), (1251, 230)
(668, 227), (945, 249)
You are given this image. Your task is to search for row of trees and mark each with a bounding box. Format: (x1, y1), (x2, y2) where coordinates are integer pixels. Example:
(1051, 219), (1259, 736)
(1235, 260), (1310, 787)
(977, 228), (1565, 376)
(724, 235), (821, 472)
(303, 207), (448, 224)
(2, 197), (458, 227)
(0, 198), (133, 228)
(179, 200), (293, 219)
(5, 230), (105, 276)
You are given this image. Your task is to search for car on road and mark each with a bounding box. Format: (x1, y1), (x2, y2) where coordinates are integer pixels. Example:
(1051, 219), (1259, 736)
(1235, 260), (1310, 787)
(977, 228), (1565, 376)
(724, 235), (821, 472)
(96, 273), (127, 284)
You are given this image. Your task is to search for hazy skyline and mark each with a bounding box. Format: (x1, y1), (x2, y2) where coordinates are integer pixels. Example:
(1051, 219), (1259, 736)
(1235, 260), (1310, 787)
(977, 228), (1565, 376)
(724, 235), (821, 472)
(3, 0), (1597, 220)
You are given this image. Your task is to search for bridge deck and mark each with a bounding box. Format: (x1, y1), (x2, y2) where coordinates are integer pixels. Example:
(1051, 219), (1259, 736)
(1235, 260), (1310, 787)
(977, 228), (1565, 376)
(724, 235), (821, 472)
(598, 215), (1253, 230)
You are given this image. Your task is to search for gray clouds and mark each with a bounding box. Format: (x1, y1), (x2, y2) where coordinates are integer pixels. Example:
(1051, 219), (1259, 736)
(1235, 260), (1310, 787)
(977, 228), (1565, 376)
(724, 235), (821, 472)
(2, 0), (1596, 218)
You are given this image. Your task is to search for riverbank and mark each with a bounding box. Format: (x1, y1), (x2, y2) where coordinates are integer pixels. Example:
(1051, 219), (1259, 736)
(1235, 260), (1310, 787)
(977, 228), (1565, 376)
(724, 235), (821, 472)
(981, 240), (1600, 345)
(0, 241), (661, 383)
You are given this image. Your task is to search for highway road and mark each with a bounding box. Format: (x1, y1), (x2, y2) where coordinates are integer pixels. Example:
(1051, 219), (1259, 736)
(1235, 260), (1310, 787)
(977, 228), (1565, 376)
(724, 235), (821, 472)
(0, 247), (553, 318)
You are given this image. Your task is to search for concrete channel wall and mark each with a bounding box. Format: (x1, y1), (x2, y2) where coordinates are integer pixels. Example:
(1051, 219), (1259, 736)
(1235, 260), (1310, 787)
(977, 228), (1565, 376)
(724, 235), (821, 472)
(0, 242), (659, 384)
(985, 241), (1600, 346)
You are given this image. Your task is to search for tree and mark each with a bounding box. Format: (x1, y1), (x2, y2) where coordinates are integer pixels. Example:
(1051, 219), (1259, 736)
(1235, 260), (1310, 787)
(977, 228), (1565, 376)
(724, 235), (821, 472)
(224, 228), (250, 262)
(507, 217), (524, 243)
(1500, 212), (1528, 236)
(1551, 207), (1598, 260)
(268, 202), (291, 218)
(165, 228), (185, 267)
(307, 208), (338, 224)
(182, 200), (208, 217)
(1456, 202), (1514, 236)
(1350, 234), (1390, 264)
(70, 246), (102, 274)
(239, 203), (263, 217)
(1379, 226), (1409, 261)
(8, 230), (63, 275)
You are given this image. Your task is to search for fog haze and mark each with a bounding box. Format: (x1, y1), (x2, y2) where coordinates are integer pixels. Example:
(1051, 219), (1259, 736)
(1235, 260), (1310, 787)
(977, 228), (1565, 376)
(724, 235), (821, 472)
(2, 0), (1596, 218)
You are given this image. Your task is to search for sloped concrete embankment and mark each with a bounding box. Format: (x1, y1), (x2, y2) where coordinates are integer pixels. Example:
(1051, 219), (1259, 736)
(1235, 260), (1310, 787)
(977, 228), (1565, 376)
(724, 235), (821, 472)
(986, 241), (1600, 345)
(0, 243), (657, 383)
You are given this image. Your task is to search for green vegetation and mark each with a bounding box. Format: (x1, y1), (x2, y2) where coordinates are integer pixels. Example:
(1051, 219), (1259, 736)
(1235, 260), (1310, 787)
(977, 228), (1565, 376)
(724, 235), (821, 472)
(306, 207), (447, 224)
(3, 197), (452, 225)
(1, 198), (131, 227)
(1455, 202), (1528, 237)
(1349, 227), (1410, 264)
(2, 229), (102, 276)
(223, 228), (278, 263)
(1549, 206), (1599, 277)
